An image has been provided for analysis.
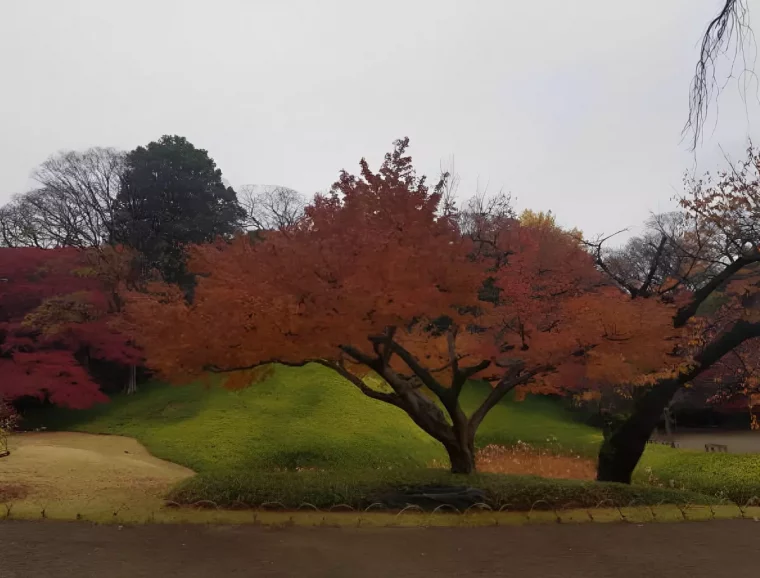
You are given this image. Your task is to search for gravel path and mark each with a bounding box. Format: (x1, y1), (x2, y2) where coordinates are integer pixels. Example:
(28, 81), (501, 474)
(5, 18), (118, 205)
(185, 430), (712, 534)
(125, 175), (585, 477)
(0, 432), (193, 507)
(1, 519), (759, 577)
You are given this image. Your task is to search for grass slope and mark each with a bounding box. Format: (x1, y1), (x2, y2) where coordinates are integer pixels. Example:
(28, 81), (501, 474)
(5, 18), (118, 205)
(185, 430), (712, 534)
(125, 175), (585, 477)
(31, 363), (601, 473)
(636, 445), (760, 505)
(27, 363), (730, 510)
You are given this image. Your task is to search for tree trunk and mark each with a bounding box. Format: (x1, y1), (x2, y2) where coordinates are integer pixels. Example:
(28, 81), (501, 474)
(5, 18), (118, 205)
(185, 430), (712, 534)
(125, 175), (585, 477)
(124, 365), (138, 395)
(597, 378), (682, 484)
(663, 405), (673, 436)
(445, 440), (476, 474)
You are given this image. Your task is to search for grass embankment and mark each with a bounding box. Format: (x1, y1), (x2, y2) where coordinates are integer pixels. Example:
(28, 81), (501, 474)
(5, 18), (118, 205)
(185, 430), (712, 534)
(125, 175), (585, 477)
(635, 445), (760, 505)
(27, 363), (737, 509)
(31, 363), (602, 472)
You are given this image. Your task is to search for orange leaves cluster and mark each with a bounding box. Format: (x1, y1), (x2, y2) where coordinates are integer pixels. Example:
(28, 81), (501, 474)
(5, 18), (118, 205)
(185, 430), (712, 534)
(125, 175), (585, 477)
(470, 219), (684, 394)
(124, 140), (687, 401)
(562, 290), (681, 386)
(125, 143), (487, 384)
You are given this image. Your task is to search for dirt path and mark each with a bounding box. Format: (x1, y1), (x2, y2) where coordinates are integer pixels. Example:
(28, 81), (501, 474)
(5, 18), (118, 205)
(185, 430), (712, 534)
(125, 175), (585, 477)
(665, 430), (760, 453)
(1, 519), (758, 577)
(0, 432), (193, 509)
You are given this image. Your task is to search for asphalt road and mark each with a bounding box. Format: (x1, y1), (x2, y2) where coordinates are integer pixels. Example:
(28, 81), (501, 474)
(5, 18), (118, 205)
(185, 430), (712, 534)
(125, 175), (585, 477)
(1, 519), (759, 577)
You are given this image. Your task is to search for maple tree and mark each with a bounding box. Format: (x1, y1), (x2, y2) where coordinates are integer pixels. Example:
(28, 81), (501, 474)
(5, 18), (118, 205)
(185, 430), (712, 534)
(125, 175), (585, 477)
(125, 139), (675, 474)
(0, 246), (141, 409)
(587, 147), (760, 483)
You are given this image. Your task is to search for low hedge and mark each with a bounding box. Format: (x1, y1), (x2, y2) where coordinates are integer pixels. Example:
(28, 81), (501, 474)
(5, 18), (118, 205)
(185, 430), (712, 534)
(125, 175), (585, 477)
(168, 469), (720, 512)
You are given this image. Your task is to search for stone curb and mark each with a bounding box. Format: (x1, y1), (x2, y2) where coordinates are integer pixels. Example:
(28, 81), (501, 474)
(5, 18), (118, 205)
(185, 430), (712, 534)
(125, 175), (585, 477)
(3, 503), (759, 527)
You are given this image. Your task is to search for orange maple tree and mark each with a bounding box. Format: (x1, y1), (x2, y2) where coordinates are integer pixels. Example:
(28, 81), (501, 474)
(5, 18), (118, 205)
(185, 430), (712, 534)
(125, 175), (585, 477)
(125, 139), (676, 473)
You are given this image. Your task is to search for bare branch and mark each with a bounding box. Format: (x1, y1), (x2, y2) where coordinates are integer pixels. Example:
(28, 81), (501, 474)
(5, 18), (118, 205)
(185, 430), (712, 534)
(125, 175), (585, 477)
(238, 185), (307, 231)
(685, 0), (754, 150)
(468, 364), (548, 433)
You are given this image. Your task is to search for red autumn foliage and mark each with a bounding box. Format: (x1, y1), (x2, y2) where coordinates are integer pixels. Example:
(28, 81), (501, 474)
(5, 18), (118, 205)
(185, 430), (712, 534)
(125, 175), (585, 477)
(125, 139), (678, 473)
(0, 246), (140, 408)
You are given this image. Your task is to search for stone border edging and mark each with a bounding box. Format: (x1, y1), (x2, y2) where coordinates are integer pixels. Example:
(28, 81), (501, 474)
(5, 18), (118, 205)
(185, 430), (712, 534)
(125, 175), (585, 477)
(3, 503), (759, 527)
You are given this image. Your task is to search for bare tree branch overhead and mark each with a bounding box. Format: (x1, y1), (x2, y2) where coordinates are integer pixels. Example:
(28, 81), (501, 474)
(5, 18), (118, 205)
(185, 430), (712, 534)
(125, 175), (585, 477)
(685, 0), (755, 150)
(238, 184), (308, 231)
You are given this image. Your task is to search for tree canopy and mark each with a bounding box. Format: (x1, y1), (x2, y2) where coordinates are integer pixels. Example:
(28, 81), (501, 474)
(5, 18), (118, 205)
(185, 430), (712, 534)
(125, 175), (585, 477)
(0, 246), (140, 408)
(112, 135), (246, 288)
(124, 139), (686, 473)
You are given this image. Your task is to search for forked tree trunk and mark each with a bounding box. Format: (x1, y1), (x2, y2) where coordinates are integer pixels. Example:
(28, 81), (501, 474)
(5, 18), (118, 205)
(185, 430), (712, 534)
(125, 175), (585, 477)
(405, 399), (478, 473)
(444, 437), (476, 474)
(597, 379), (682, 484)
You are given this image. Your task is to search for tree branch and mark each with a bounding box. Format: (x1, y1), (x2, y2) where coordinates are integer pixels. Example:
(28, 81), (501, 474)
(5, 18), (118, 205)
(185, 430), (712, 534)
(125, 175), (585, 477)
(339, 344), (382, 369)
(446, 328), (459, 376)
(685, 319), (760, 380)
(460, 359), (493, 380)
(638, 236), (668, 296)
(379, 338), (450, 400)
(205, 358), (401, 406)
(674, 252), (760, 327)
(684, 0), (752, 151)
(468, 364), (548, 433)
(314, 359), (402, 406)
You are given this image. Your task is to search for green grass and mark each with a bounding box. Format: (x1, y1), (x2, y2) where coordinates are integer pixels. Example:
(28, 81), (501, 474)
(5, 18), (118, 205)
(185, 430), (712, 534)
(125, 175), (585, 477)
(27, 362), (760, 510)
(464, 389), (602, 458)
(27, 363), (602, 473)
(169, 468), (719, 511)
(637, 445), (760, 505)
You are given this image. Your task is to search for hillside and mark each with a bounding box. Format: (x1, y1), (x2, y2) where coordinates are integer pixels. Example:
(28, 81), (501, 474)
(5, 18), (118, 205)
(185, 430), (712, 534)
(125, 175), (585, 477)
(26, 363), (602, 473)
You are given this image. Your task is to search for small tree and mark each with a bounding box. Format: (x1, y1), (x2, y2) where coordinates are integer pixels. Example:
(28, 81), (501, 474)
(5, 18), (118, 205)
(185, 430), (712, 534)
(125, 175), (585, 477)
(0, 401), (19, 457)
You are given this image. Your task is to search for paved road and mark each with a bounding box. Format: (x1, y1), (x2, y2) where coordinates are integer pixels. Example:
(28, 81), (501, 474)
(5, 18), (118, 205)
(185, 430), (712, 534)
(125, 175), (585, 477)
(2, 519), (759, 577)
(659, 429), (760, 453)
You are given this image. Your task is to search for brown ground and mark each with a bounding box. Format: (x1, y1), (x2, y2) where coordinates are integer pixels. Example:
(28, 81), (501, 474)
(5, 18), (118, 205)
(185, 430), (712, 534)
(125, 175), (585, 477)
(475, 444), (596, 479)
(2, 519), (759, 577)
(0, 432), (194, 510)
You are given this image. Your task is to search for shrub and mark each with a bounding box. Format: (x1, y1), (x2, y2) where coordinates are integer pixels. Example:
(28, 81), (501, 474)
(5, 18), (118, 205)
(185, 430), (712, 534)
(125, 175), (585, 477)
(169, 468), (719, 511)
(0, 401), (19, 456)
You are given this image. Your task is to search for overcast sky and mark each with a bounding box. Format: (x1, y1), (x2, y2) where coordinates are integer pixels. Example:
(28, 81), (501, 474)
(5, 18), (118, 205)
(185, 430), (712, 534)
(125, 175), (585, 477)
(1, 0), (758, 243)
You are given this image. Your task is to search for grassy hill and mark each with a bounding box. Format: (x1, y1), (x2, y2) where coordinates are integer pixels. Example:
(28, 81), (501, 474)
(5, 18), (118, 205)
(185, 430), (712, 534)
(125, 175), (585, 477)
(27, 363), (749, 509)
(27, 363), (602, 474)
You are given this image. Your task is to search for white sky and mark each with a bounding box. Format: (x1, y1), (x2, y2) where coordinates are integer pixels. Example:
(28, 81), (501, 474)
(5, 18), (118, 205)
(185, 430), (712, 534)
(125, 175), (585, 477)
(1, 0), (759, 243)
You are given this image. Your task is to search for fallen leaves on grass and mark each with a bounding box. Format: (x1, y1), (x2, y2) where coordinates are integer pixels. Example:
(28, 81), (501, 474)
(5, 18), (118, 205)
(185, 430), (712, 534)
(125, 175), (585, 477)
(0, 484), (29, 502)
(429, 442), (596, 480)
(476, 444), (596, 480)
